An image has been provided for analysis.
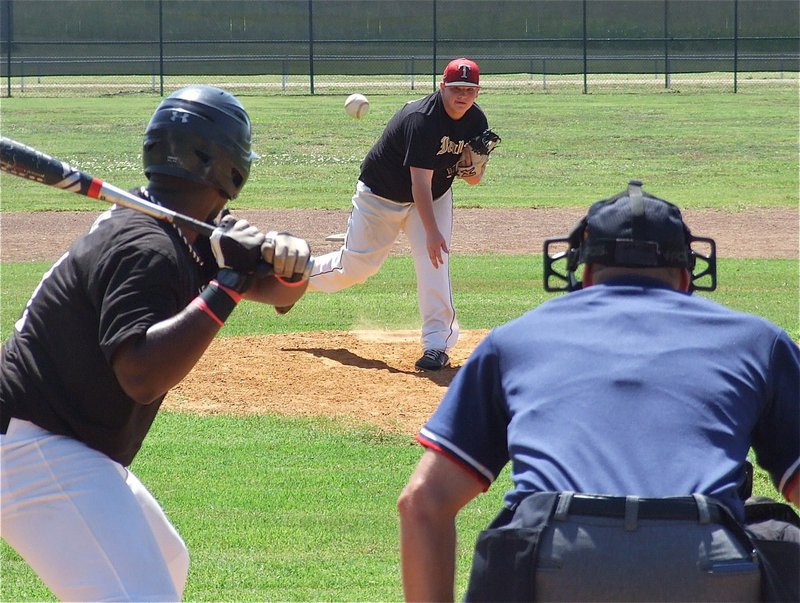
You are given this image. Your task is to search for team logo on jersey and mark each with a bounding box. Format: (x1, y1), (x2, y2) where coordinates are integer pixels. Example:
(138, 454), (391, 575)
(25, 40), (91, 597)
(436, 136), (466, 156)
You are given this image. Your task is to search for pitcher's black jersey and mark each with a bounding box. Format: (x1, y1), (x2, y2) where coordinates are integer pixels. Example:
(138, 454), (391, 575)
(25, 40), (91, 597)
(359, 90), (488, 203)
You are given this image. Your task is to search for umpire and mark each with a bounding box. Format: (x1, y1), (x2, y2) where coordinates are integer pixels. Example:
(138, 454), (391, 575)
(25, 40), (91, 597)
(398, 180), (799, 602)
(0, 86), (311, 601)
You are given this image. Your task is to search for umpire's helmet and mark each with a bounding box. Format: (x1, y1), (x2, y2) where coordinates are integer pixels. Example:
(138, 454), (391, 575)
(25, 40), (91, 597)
(143, 85), (256, 199)
(543, 180), (717, 293)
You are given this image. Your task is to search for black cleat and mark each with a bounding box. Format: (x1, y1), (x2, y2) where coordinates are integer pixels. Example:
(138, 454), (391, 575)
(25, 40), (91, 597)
(415, 349), (450, 371)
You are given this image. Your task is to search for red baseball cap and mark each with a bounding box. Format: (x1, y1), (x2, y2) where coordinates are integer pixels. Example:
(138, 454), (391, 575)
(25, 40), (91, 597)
(443, 58), (480, 87)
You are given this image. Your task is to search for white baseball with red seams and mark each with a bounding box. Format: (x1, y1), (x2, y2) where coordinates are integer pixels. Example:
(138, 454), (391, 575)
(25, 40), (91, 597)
(344, 93), (370, 119)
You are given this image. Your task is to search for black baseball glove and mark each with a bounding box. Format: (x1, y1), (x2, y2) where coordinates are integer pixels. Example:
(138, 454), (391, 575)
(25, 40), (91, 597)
(456, 129), (501, 179)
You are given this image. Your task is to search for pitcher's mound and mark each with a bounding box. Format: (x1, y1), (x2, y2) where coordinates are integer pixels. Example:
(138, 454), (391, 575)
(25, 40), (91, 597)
(167, 329), (490, 434)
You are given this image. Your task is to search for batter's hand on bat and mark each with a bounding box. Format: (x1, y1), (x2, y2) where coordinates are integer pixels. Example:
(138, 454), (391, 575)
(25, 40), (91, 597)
(427, 229), (449, 269)
(210, 216), (265, 273)
(262, 231), (312, 281)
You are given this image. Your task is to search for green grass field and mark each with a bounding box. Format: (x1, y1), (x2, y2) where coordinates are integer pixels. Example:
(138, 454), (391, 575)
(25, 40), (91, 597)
(0, 90), (798, 601)
(1, 90), (797, 211)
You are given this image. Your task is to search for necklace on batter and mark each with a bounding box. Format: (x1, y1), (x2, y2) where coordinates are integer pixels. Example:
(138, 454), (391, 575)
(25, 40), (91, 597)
(140, 187), (205, 269)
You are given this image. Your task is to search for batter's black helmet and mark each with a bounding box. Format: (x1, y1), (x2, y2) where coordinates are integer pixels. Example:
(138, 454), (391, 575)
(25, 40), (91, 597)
(143, 85), (256, 199)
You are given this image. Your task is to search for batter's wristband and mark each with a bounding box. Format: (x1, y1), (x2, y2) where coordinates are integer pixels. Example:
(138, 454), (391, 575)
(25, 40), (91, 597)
(276, 275), (308, 287)
(194, 281), (241, 325)
(210, 279), (244, 304)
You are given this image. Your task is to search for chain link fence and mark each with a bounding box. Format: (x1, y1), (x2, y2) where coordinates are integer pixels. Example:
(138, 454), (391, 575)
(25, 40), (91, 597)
(1, 0), (797, 97)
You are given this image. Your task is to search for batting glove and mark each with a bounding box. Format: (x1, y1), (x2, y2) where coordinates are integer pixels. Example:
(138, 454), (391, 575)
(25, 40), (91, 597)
(262, 231), (312, 282)
(210, 216), (265, 273)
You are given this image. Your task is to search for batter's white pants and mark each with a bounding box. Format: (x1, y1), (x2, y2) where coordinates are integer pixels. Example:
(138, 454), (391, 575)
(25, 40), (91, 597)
(1, 418), (189, 602)
(309, 181), (459, 353)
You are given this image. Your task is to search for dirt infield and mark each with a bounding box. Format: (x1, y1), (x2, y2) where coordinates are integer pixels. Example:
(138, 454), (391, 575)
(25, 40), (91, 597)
(3, 207), (797, 434)
(2, 207), (798, 262)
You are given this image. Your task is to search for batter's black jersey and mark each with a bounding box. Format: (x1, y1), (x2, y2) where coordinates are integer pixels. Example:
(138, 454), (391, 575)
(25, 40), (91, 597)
(0, 197), (215, 465)
(359, 90), (488, 203)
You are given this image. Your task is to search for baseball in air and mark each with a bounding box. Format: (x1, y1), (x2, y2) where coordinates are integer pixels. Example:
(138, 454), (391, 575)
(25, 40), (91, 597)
(344, 93), (370, 119)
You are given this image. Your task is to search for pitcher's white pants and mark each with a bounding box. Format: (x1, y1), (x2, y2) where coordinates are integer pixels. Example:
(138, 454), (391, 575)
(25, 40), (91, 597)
(1, 418), (189, 602)
(309, 181), (459, 352)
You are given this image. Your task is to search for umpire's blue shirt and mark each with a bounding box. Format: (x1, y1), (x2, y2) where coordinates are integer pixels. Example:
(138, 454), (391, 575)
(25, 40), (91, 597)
(419, 277), (800, 521)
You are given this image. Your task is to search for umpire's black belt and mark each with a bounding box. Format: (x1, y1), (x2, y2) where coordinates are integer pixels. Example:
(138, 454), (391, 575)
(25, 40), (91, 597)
(561, 493), (723, 523)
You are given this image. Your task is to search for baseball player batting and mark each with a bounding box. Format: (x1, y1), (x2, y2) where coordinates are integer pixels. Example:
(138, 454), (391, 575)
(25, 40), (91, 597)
(0, 86), (312, 601)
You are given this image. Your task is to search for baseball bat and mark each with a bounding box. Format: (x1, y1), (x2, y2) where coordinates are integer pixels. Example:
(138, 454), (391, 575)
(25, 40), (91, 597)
(1, 136), (316, 287)
(0, 136), (215, 237)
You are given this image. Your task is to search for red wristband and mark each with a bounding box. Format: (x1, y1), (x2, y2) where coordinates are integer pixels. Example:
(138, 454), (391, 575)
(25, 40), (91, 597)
(192, 281), (242, 326)
(276, 275), (308, 288)
(211, 279), (245, 303)
(192, 297), (224, 326)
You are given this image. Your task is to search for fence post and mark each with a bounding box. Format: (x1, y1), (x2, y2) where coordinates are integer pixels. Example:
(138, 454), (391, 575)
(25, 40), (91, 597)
(5, 0), (12, 97)
(432, 0), (437, 91)
(158, 0), (164, 96)
(582, 0), (588, 94)
(664, 0), (670, 89)
(308, 0), (314, 95)
(543, 58), (547, 90)
(733, 0), (738, 93)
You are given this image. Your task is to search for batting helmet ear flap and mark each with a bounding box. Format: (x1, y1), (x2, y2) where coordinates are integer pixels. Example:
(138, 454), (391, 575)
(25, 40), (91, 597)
(543, 217), (587, 292)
